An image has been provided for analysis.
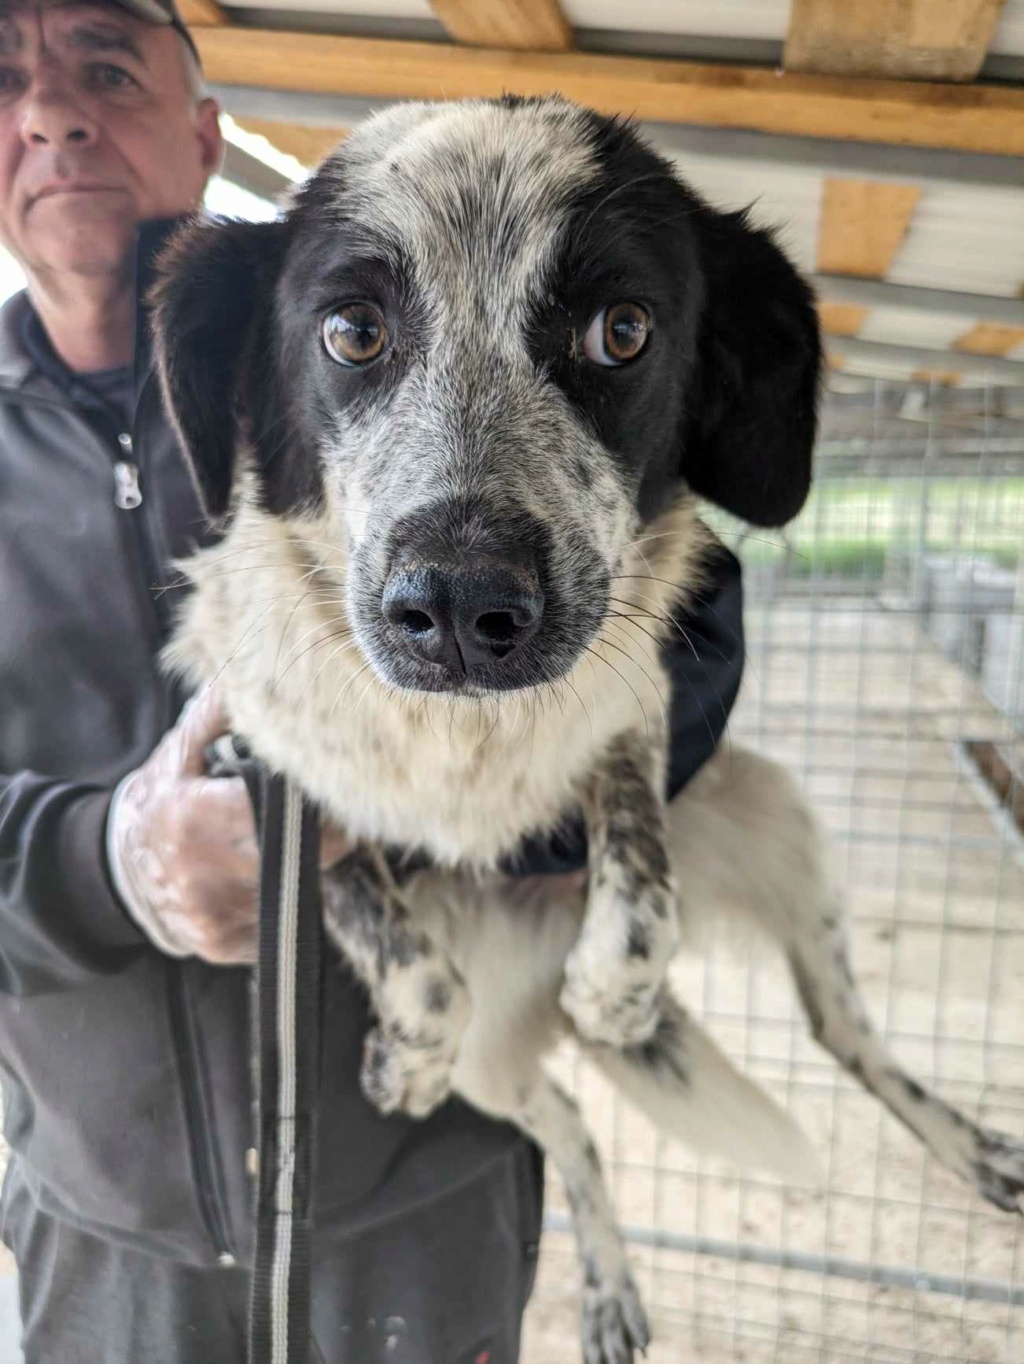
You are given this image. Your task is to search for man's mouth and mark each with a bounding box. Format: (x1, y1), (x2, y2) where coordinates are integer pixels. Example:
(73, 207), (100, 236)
(29, 182), (127, 207)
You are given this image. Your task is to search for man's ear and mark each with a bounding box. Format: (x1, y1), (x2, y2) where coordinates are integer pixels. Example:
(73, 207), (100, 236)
(151, 216), (312, 523)
(681, 207), (822, 528)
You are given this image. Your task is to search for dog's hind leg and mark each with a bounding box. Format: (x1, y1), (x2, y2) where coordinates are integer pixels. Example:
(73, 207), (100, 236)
(470, 1072), (650, 1364)
(667, 746), (1024, 1213)
(785, 887), (1024, 1212)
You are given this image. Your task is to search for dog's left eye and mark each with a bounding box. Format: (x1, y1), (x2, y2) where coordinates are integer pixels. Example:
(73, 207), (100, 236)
(582, 302), (651, 367)
(322, 304), (389, 367)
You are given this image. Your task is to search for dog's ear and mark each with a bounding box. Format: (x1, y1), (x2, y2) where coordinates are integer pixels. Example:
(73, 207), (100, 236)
(681, 208), (821, 528)
(151, 216), (307, 523)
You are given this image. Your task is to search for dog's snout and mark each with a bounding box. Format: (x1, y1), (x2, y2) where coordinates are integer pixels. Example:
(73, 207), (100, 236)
(382, 560), (544, 673)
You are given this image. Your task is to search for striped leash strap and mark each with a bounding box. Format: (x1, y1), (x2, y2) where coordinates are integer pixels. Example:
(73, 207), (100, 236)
(248, 767), (324, 1364)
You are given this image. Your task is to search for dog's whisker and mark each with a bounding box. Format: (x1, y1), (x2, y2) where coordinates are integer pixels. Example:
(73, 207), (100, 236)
(293, 633), (364, 707)
(274, 627), (359, 691)
(327, 659), (373, 720)
(581, 644), (653, 740)
(270, 592), (354, 674)
(594, 631), (670, 731)
(563, 676), (595, 740)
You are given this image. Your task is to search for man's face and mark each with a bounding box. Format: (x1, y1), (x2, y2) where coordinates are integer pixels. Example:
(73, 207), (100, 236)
(0, 0), (221, 279)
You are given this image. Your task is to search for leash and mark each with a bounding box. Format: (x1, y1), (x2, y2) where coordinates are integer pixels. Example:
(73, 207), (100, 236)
(239, 759), (324, 1364)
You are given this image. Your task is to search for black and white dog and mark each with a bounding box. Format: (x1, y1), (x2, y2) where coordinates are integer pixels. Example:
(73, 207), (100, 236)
(154, 97), (1024, 1364)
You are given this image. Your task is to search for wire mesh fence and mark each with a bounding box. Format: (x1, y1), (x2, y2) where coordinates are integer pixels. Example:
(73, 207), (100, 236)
(524, 377), (1024, 1364)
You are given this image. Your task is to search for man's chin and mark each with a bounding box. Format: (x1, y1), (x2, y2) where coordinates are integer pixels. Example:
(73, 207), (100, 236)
(21, 222), (139, 280)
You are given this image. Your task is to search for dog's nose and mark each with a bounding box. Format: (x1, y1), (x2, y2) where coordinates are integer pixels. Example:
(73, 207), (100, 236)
(382, 560), (544, 672)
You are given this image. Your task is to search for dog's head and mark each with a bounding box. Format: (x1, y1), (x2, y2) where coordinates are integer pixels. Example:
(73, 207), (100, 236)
(153, 97), (820, 696)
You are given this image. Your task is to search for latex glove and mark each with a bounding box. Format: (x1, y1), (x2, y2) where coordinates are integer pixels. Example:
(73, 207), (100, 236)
(106, 686), (349, 965)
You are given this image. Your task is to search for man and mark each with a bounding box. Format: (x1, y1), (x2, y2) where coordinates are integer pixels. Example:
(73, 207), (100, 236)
(0, 3), (745, 1360)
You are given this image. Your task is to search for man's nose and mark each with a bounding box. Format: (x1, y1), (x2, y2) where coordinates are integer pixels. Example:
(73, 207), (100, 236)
(19, 70), (98, 150)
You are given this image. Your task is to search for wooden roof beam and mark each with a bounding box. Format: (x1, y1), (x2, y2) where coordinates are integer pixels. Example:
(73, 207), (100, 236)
(178, 0), (228, 27)
(234, 119), (347, 168)
(430, 0), (571, 51)
(784, 0), (1008, 82)
(814, 179), (921, 336)
(194, 30), (1024, 158)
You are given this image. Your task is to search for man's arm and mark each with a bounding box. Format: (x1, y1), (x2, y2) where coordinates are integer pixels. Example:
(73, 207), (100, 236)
(0, 686), (351, 997)
(0, 689), (267, 995)
(0, 772), (148, 995)
(500, 543), (745, 877)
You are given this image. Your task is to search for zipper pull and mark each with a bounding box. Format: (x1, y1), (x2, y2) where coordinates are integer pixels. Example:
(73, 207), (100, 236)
(114, 433), (142, 510)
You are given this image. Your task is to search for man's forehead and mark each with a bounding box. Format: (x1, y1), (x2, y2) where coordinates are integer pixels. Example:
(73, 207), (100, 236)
(0, 0), (152, 62)
(0, 0), (142, 34)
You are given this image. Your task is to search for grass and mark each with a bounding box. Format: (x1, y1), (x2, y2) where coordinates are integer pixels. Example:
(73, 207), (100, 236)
(704, 475), (1024, 580)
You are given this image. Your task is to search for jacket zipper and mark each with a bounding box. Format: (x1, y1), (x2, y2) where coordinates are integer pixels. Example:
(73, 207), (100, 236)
(114, 374), (176, 642)
(16, 386), (239, 1265)
(118, 379), (237, 1264)
(167, 970), (237, 1264)
(113, 433), (142, 510)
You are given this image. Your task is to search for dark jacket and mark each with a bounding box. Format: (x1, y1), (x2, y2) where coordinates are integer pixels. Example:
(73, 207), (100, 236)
(0, 226), (745, 1266)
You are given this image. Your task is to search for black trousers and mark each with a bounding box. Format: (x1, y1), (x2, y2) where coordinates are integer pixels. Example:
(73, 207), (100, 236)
(2, 1144), (544, 1364)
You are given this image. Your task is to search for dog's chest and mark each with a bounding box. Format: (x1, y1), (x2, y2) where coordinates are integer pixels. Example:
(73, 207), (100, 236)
(169, 502), (700, 866)
(228, 682), (628, 865)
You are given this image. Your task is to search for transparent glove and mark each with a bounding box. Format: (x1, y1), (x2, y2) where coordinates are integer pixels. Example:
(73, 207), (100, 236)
(106, 686), (348, 965)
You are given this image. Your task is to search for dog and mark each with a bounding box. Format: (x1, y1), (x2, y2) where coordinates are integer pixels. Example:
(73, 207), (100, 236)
(153, 97), (1024, 1364)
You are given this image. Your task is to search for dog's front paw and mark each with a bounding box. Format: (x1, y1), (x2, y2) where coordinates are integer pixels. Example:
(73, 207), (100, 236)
(360, 1024), (453, 1119)
(581, 1272), (650, 1364)
(561, 885), (678, 1047)
(360, 970), (471, 1120)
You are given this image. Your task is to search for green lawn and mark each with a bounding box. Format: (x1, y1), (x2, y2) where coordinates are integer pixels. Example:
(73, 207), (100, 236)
(703, 476), (1024, 579)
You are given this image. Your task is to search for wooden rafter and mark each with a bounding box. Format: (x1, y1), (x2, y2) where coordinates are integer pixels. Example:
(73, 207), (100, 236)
(818, 302), (870, 338)
(912, 368), (962, 385)
(236, 120), (347, 168)
(816, 181), (922, 278)
(178, 0), (228, 27)
(815, 179), (921, 336)
(430, 0), (571, 51)
(193, 30), (1024, 157)
(784, 0), (1007, 82)
(954, 322), (1024, 356)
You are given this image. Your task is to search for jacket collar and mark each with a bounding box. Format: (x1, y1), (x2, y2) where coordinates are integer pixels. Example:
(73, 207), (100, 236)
(0, 216), (184, 394)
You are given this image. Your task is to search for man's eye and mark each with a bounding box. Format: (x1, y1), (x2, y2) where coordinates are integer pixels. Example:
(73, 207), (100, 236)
(0, 67), (28, 98)
(87, 63), (137, 92)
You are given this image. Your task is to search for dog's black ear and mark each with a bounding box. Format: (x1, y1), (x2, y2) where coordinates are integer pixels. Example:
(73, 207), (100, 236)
(151, 216), (295, 523)
(681, 208), (821, 528)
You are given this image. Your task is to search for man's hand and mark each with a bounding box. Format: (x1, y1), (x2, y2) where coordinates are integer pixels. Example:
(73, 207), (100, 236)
(106, 686), (349, 965)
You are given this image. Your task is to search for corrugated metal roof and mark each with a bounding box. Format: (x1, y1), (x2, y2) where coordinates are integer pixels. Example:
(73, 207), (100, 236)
(992, 0), (1024, 56)
(857, 307), (974, 351)
(561, 0), (791, 39)
(669, 154), (822, 272)
(887, 184), (1024, 302)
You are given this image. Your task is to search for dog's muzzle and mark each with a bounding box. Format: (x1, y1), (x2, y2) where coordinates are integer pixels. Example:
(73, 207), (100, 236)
(382, 554), (544, 673)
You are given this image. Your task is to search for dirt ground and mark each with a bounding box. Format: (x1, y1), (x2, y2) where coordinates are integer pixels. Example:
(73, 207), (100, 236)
(522, 600), (1024, 1364)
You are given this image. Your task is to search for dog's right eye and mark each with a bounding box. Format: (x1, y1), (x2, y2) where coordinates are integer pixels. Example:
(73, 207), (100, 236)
(322, 304), (389, 367)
